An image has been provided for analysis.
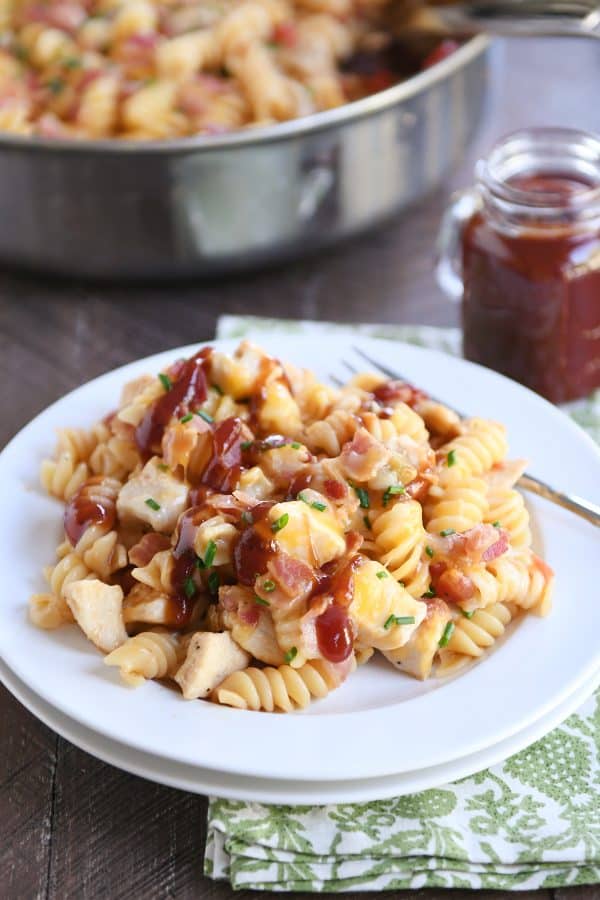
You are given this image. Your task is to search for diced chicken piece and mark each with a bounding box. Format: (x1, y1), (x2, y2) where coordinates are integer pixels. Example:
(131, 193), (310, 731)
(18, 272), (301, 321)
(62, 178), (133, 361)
(237, 465), (275, 500)
(193, 515), (238, 566)
(351, 558), (426, 652)
(116, 457), (189, 532)
(63, 579), (127, 653)
(122, 582), (178, 628)
(384, 598), (451, 679)
(223, 607), (285, 666)
(210, 342), (267, 399)
(268, 499), (346, 568)
(174, 632), (250, 699)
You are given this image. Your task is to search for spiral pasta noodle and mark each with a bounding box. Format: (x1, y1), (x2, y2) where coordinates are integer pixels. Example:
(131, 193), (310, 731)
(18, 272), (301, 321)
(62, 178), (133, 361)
(29, 340), (553, 712)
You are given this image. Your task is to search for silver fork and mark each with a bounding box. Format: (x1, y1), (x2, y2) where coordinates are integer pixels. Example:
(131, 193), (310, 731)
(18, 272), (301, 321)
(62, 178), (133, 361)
(332, 346), (600, 528)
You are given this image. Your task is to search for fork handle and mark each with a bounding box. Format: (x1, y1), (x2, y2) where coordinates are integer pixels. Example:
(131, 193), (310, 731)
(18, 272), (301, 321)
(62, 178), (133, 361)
(429, 0), (600, 38)
(518, 472), (600, 527)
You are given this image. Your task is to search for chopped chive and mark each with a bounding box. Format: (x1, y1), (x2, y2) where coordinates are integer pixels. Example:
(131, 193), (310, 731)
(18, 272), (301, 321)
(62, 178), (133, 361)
(254, 595), (270, 606)
(46, 77), (65, 94)
(196, 554), (206, 570)
(203, 540), (217, 569)
(145, 498), (160, 511)
(271, 513), (289, 533)
(158, 373), (172, 391)
(492, 520), (501, 528)
(208, 571), (220, 595)
(241, 510), (254, 525)
(63, 57), (81, 70)
(284, 646), (298, 664)
(241, 440), (253, 450)
(262, 579), (276, 593)
(440, 528), (456, 537)
(446, 449), (457, 467)
(376, 570), (389, 579)
(422, 586), (436, 599)
(291, 442), (301, 449)
(461, 609), (475, 619)
(383, 484), (405, 507)
(157, 463), (169, 472)
(351, 484), (370, 509)
(311, 501), (327, 512)
(196, 409), (213, 423)
(363, 514), (372, 531)
(298, 492), (309, 504)
(183, 576), (196, 599)
(384, 614), (416, 629)
(180, 413), (193, 424)
(425, 545), (434, 558)
(438, 621), (455, 647)
(211, 383), (223, 395)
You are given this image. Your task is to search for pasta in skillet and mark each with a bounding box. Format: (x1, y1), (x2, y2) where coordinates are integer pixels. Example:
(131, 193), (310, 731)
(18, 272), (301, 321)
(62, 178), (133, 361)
(29, 341), (554, 711)
(0, 0), (459, 139)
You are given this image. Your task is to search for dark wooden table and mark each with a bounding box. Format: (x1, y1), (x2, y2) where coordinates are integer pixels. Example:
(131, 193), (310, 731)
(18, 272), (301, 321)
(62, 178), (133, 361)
(1, 36), (599, 900)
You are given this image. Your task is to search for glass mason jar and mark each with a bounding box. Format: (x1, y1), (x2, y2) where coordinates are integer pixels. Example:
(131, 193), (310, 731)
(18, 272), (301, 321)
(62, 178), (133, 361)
(437, 128), (600, 403)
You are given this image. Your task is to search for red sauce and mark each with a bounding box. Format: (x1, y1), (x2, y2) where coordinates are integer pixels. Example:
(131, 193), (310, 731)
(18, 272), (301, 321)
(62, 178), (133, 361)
(201, 416), (245, 492)
(169, 505), (206, 627)
(135, 349), (210, 458)
(462, 173), (600, 403)
(232, 501), (276, 585)
(316, 604), (354, 663)
(64, 476), (116, 546)
(288, 470), (313, 498)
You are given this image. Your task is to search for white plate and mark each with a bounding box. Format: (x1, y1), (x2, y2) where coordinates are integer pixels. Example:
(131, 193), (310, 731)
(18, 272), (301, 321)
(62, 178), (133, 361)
(1, 655), (597, 803)
(1, 336), (599, 784)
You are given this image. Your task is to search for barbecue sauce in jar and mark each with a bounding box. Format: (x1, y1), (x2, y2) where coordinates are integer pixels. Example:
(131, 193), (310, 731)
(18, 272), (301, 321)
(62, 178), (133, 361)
(457, 129), (600, 403)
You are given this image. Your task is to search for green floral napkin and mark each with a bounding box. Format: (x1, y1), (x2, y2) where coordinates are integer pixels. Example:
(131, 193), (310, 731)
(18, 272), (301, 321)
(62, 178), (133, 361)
(204, 315), (600, 892)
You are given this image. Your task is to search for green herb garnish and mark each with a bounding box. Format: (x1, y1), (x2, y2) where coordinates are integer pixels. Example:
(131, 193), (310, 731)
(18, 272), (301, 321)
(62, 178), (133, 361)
(492, 520), (501, 528)
(363, 515), (372, 531)
(262, 579), (276, 593)
(425, 545), (434, 558)
(291, 442), (301, 449)
(351, 484), (370, 509)
(211, 383), (223, 395)
(254, 595), (270, 606)
(311, 501), (327, 512)
(63, 57), (81, 70)
(183, 576), (196, 599)
(271, 513), (289, 533)
(383, 484), (405, 507)
(208, 571), (220, 595)
(384, 614), (416, 629)
(241, 511), (254, 525)
(422, 586), (436, 599)
(461, 609), (475, 619)
(440, 528), (456, 537)
(180, 413), (193, 424)
(196, 409), (213, 423)
(376, 570), (389, 579)
(284, 647), (298, 664)
(158, 373), (172, 391)
(145, 498), (160, 511)
(438, 621), (455, 647)
(46, 77), (65, 95)
(203, 540), (217, 569)
(446, 449), (457, 467)
(241, 440), (253, 450)
(157, 463), (169, 472)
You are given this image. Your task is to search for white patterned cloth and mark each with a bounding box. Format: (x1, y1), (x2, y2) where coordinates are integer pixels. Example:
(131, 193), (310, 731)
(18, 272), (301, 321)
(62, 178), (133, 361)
(204, 315), (600, 892)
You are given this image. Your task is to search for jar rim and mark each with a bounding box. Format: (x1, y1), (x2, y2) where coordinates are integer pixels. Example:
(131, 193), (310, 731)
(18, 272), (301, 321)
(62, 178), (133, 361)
(477, 127), (600, 219)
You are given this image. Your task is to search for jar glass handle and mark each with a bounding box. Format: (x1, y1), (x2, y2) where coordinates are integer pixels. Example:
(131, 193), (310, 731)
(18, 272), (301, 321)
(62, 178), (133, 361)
(436, 187), (482, 302)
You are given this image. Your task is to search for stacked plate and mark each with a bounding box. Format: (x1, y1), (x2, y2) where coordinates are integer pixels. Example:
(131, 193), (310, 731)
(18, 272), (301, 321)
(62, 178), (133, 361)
(1, 336), (599, 803)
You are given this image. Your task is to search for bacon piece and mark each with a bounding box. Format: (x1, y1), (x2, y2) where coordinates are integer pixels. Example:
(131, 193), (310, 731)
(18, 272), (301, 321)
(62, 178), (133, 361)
(273, 22), (297, 47)
(338, 427), (389, 481)
(267, 553), (314, 599)
(219, 585), (260, 627)
(435, 568), (476, 604)
(324, 478), (346, 500)
(430, 524), (510, 565)
(128, 532), (171, 568)
(373, 380), (427, 408)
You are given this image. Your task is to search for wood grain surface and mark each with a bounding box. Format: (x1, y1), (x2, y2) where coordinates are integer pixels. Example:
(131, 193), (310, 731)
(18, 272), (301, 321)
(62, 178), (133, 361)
(1, 36), (599, 900)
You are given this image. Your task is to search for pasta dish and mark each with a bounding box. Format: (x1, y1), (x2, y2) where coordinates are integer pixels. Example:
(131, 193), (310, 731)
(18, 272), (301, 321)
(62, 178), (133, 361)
(29, 341), (554, 712)
(0, 0), (457, 139)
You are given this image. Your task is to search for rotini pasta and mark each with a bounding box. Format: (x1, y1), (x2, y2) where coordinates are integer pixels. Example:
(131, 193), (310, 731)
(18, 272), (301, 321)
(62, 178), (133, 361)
(0, 0), (459, 140)
(29, 340), (553, 711)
